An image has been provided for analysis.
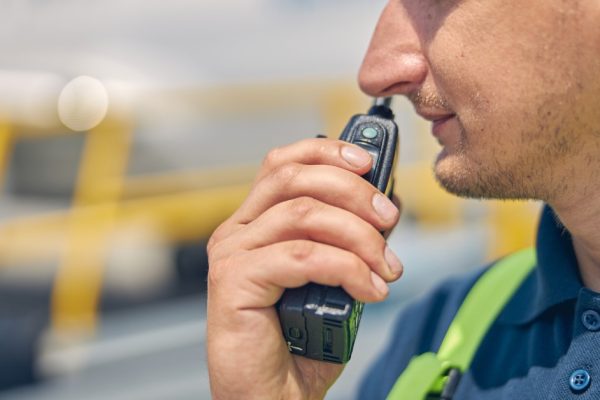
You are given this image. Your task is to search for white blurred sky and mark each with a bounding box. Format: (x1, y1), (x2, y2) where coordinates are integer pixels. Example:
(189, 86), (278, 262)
(0, 0), (387, 86)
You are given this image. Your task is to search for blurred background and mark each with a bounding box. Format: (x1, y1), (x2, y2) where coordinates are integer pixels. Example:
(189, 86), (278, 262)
(0, 0), (541, 399)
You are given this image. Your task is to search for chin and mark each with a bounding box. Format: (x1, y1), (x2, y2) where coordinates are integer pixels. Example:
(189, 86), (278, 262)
(433, 151), (501, 200)
(434, 157), (480, 198)
(433, 152), (539, 201)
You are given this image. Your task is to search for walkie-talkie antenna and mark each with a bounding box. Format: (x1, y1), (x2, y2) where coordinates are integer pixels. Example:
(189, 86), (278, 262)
(369, 96), (394, 119)
(374, 97), (393, 108)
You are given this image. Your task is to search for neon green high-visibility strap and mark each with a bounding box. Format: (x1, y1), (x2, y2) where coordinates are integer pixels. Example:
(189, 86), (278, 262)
(386, 248), (536, 400)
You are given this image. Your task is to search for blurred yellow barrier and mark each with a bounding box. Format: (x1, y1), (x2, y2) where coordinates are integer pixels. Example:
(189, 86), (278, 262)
(52, 204), (118, 333)
(0, 184), (251, 267)
(486, 200), (540, 260)
(395, 163), (464, 226)
(120, 167), (258, 199)
(0, 212), (67, 266)
(52, 117), (132, 333)
(0, 121), (12, 191)
(73, 118), (133, 205)
(320, 84), (370, 136)
(155, 81), (369, 119)
(50, 116), (254, 333)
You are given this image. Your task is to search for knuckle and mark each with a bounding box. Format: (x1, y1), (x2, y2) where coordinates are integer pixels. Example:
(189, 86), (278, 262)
(207, 262), (222, 289)
(271, 163), (302, 190)
(347, 252), (366, 275)
(206, 239), (226, 262)
(207, 255), (234, 289)
(206, 223), (228, 257)
(262, 146), (283, 170)
(206, 232), (220, 257)
(313, 140), (329, 157)
(288, 240), (316, 264)
(335, 252), (368, 285)
(314, 251), (362, 285)
(288, 197), (320, 222)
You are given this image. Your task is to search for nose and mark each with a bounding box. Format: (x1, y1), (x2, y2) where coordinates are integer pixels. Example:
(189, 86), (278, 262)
(358, 1), (428, 98)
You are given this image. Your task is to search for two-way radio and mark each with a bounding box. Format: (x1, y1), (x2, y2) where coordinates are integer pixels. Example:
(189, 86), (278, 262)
(277, 97), (399, 364)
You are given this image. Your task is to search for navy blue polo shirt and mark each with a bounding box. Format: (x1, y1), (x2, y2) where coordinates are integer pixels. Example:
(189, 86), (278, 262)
(358, 205), (600, 399)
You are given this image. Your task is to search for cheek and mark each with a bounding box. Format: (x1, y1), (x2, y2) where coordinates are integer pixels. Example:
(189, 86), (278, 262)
(426, 6), (570, 158)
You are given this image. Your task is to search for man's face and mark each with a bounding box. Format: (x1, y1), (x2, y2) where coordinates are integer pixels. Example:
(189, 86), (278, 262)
(359, 0), (600, 202)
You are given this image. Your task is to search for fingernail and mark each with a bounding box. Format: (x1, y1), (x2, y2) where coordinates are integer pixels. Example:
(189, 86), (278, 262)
(370, 272), (389, 297)
(385, 246), (403, 276)
(341, 146), (371, 168)
(372, 193), (398, 222)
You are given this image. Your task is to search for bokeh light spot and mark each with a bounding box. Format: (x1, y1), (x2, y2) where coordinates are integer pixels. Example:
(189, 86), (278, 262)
(58, 76), (109, 131)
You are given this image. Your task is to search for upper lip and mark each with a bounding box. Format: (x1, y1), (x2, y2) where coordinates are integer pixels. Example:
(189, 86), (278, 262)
(415, 108), (455, 123)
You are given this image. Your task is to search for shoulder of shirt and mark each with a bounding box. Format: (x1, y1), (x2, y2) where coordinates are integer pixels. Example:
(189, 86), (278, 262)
(356, 264), (491, 400)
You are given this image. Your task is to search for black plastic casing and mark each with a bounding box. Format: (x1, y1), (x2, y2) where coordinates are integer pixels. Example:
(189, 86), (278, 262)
(277, 104), (399, 364)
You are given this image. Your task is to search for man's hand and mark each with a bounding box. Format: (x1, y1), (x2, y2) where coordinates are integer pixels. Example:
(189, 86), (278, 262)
(207, 138), (403, 399)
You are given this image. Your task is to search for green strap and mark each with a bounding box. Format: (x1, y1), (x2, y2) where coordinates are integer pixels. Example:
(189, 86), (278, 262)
(386, 248), (536, 400)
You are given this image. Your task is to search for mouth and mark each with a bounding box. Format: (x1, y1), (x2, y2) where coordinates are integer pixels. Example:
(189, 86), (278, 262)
(415, 110), (456, 138)
(431, 114), (456, 138)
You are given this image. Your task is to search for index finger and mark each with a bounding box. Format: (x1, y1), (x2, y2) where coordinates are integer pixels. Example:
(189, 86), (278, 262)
(255, 137), (373, 183)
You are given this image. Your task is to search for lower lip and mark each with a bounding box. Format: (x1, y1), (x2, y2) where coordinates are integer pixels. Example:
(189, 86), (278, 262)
(432, 115), (456, 138)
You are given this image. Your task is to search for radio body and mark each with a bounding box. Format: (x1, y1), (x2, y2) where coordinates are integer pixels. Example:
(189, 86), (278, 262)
(277, 98), (399, 364)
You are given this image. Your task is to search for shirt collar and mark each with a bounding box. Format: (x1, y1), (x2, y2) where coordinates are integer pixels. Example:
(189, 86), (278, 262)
(497, 204), (582, 325)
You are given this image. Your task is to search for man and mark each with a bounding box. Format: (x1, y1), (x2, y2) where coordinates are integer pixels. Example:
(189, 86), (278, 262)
(207, 1), (600, 399)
